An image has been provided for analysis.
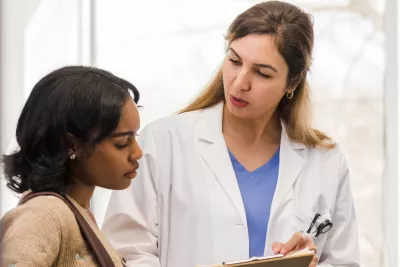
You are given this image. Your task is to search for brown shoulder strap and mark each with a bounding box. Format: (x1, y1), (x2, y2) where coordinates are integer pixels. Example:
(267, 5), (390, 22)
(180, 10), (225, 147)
(19, 192), (115, 267)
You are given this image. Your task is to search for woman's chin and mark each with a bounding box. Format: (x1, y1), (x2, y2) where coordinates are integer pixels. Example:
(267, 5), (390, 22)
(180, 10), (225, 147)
(225, 102), (253, 119)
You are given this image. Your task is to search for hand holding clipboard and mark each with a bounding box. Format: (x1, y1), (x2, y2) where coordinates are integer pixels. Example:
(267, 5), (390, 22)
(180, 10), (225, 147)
(198, 230), (323, 267)
(270, 214), (333, 267)
(198, 215), (333, 267)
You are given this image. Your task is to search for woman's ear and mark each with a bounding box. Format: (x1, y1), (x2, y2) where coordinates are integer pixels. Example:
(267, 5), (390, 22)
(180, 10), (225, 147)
(66, 133), (84, 159)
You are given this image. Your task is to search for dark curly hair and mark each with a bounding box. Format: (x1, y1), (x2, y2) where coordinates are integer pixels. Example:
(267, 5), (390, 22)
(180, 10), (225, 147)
(2, 65), (140, 194)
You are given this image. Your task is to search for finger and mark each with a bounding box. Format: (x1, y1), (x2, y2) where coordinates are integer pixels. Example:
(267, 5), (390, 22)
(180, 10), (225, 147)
(272, 242), (284, 254)
(308, 242), (317, 254)
(309, 255), (318, 267)
(305, 235), (317, 254)
(281, 232), (306, 255)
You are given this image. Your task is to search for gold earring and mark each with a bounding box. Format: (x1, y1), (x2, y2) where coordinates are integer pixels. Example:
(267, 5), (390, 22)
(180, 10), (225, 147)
(286, 90), (294, 99)
(70, 154), (76, 160)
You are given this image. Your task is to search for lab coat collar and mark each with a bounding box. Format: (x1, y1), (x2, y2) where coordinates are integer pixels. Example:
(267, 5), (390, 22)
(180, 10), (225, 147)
(197, 102), (306, 150)
(196, 102), (306, 224)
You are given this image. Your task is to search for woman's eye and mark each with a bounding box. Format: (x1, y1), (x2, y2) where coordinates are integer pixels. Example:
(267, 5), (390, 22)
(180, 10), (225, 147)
(115, 139), (130, 149)
(115, 143), (128, 149)
(114, 134), (138, 149)
(229, 58), (241, 65)
(256, 70), (270, 79)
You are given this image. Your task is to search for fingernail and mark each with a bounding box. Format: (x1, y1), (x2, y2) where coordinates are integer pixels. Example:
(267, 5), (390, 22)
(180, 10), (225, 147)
(273, 249), (278, 254)
(281, 249), (287, 255)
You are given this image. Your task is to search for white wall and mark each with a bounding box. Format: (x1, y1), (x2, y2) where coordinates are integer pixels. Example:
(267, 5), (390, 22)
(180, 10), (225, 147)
(383, 0), (400, 267)
(383, 1), (400, 266)
(0, 0), (33, 217)
(0, 0), (82, 216)
(0, 0), (26, 153)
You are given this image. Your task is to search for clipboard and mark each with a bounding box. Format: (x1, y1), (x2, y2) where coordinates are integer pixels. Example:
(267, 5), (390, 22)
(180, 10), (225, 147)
(197, 250), (314, 267)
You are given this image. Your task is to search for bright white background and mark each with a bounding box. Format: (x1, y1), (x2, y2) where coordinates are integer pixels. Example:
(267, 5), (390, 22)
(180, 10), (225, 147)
(0, 1), (396, 266)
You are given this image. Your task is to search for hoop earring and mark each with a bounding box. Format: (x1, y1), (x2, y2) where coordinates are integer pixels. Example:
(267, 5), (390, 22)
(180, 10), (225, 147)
(286, 90), (294, 99)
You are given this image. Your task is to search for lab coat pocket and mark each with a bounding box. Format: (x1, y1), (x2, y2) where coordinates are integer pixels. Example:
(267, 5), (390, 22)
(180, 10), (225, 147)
(292, 210), (331, 257)
(291, 210), (310, 234)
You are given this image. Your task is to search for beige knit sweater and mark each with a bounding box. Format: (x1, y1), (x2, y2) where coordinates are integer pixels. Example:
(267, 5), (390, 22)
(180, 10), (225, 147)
(1, 195), (125, 267)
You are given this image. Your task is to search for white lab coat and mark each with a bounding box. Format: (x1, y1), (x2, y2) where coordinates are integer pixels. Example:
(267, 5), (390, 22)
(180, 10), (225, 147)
(102, 103), (360, 267)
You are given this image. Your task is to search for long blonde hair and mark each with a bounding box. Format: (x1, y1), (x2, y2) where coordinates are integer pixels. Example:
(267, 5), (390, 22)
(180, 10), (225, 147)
(180, 1), (334, 149)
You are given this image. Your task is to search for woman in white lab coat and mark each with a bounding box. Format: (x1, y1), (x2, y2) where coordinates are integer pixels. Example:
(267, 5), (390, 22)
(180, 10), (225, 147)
(102, 1), (360, 267)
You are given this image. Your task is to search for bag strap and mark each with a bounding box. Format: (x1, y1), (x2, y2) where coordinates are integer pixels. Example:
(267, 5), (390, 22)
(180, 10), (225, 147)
(19, 192), (116, 267)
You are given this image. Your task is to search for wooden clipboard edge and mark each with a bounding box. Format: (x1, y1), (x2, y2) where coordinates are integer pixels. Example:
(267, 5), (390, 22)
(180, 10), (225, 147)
(198, 251), (315, 267)
(234, 251), (314, 266)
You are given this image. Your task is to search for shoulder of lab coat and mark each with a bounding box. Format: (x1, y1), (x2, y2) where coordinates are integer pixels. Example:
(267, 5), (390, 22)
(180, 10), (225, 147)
(317, 148), (360, 267)
(101, 107), (212, 266)
(272, 134), (360, 267)
(291, 138), (360, 267)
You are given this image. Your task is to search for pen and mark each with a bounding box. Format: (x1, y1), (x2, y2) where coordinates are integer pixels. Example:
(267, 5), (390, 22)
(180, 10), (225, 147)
(306, 213), (321, 233)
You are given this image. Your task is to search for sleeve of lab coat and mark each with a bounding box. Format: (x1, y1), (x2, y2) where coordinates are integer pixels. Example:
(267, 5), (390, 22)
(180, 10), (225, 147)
(102, 125), (160, 267)
(318, 154), (360, 267)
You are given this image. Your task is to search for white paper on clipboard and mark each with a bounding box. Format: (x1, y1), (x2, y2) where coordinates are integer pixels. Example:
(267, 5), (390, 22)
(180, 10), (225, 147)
(222, 254), (285, 265)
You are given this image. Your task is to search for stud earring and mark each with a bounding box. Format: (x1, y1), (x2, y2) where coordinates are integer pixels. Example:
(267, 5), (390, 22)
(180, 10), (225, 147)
(70, 154), (76, 160)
